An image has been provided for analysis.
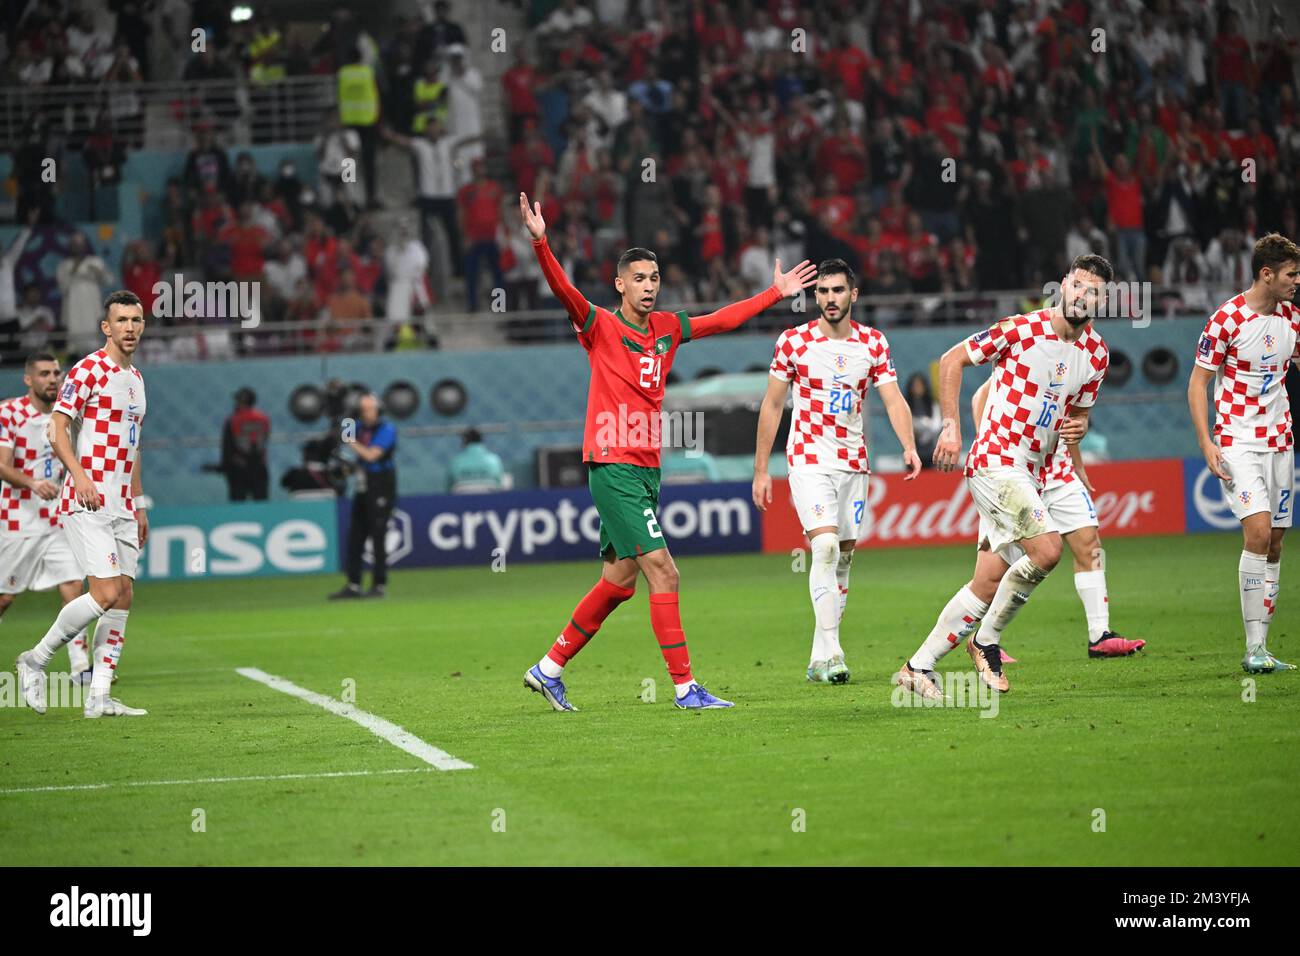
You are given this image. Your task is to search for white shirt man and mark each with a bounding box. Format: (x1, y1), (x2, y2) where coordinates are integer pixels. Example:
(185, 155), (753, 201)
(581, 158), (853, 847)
(16, 291), (151, 718)
(755, 260), (920, 684)
(1190, 235), (1300, 671)
(0, 356), (92, 677)
(439, 50), (484, 186)
(384, 233), (430, 322)
(897, 257), (1115, 699)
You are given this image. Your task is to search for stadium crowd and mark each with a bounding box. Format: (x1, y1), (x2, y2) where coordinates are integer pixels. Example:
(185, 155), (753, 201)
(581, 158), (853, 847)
(2, 0), (1299, 357)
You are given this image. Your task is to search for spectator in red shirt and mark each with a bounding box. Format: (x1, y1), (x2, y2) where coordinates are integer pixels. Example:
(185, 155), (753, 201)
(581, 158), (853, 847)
(1095, 145), (1146, 281)
(509, 122), (555, 197)
(924, 91), (968, 156)
(501, 47), (541, 142)
(902, 212), (941, 292)
(696, 185), (725, 263)
(809, 173), (855, 237)
(218, 201), (272, 281)
(850, 216), (900, 282)
(823, 35), (873, 102)
(1212, 11), (1251, 127)
(121, 239), (161, 319)
(191, 186), (232, 244)
(814, 116), (868, 194)
(457, 157), (505, 311)
(878, 185), (911, 240)
(303, 212), (339, 305)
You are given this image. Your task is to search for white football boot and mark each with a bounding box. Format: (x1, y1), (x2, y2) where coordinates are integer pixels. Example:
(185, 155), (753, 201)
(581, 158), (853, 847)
(15, 652), (48, 714)
(84, 694), (148, 718)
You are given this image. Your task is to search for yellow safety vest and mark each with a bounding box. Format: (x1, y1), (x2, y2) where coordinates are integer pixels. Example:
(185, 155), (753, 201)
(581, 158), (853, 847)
(248, 30), (285, 85)
(338, 63), (379, 126)
(412, 78), (447, 132)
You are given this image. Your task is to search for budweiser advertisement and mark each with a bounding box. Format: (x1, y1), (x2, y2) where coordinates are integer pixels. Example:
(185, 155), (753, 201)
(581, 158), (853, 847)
(761, 459), (1187, 552)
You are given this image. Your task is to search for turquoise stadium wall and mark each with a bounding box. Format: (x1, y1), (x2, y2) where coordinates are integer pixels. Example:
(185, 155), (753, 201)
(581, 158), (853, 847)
(0, 318), (1206, 506)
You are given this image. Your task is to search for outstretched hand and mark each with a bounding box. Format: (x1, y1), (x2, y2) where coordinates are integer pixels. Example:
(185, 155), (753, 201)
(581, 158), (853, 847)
(519, 192), (546, 240)
(772, 258), (818, 298)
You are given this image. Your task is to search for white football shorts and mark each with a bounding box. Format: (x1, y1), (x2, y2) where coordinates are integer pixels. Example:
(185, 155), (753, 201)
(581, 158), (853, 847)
(967, 465), (1058, 561)
(0, 528), (83, 593)
(1219, 447), (1295, 528)
(61, 510), (141, 580)
(788, 469), (869, 541)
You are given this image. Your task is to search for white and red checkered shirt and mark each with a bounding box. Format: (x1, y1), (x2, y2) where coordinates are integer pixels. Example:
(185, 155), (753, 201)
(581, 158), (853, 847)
(54, 349), (146, 520)
(0, 395), (63, 535)
(1195, 294), (1300, 451)
(1043, 448), (1077, 489)
(964, 310), (1108, 486)
(770, 319), (897, 473)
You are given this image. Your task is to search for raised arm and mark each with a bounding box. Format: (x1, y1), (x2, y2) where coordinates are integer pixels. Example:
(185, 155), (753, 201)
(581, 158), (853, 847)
(688, 258), (817, 338)
(520, 192), (592, 326)
(752, 374), (790, 511)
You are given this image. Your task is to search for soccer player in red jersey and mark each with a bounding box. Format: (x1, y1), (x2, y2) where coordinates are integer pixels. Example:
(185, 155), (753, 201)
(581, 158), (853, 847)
(518, 190), (817, 711)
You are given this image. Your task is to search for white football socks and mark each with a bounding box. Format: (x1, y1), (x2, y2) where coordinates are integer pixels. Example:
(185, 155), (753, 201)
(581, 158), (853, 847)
(975, 556), (1050, 647)
(808, 535), (840, 663)
(1074, 570), (1110, 643)
(89, 608), (129, 695)
(836, 548), (854, 625)
(538, 654), (564, 679)
(32, 595), (105, 669)
(1240, 550), (1268, 654)
(1262, 560), (1280, 645)
(909, 585), (990, 672)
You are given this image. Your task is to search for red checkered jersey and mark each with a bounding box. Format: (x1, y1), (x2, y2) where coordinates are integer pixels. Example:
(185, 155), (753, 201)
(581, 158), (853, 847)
(964, 310), (1108, 486)
(532, 236), (781, 467)
(770, 320), (897, 473)
(1195, 294), (1300, 451)
(0, 395), (63, 535)
(1043, 447), (1077, 489)
(53, 349), (146, 519)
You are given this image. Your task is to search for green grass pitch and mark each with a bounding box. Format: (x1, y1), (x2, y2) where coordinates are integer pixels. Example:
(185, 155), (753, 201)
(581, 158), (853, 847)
(1, 532), (1295, 866)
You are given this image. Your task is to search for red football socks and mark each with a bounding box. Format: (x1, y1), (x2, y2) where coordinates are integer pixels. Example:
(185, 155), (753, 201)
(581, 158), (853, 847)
(546, 577), (636, 666)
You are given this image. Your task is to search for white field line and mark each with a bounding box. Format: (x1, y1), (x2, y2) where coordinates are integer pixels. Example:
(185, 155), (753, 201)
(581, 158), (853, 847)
(0, 767), (436, 795)
(236, 667), (474, 771)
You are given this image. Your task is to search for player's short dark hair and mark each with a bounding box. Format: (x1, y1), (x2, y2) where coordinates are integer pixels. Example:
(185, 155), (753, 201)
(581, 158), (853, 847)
(102, 289), (143, 318)
(617, 247), (658, 274)
(24, 351), (57, 370)
(817, 258), (856, 287)
(1070, 254), (1114, 283)
(463, 427), (483, 445)
(1252, 233), (1300, 278)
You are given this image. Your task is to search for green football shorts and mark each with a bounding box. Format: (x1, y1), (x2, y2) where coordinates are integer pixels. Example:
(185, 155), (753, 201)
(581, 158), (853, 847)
(588, 462), (666, 559)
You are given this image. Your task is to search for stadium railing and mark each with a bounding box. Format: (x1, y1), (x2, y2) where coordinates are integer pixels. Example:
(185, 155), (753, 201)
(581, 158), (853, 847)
(2, 283), (1226, 362)
(0, 75), (337, 150)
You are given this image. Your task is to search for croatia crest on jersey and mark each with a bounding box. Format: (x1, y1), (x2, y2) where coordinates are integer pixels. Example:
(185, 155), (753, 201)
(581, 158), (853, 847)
(1265, 334), (1276, 349)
